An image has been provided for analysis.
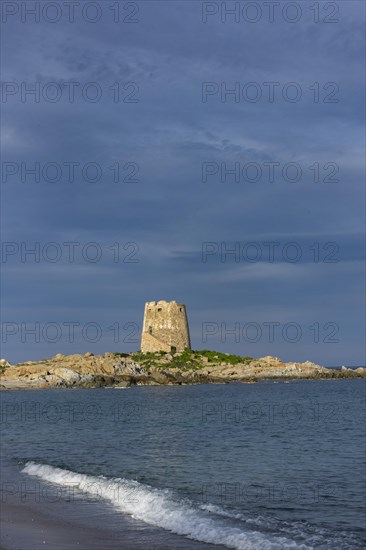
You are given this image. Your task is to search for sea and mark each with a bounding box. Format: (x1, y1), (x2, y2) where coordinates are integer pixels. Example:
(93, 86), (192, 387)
(1, 379), (365, 549)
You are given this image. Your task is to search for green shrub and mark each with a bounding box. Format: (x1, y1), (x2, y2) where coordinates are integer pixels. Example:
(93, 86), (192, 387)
(130, 349), (253, 370)
(194, 350), (252, 365)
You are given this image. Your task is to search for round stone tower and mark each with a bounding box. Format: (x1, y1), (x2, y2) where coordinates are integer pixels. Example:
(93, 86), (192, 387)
(140, 300), (191, 353)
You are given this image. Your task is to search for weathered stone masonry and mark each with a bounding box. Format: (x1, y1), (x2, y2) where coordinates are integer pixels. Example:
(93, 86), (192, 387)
(140, 300), (191, 353)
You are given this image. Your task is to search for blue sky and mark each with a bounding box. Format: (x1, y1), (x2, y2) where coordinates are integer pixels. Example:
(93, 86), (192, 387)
(1, 1), (365, 365)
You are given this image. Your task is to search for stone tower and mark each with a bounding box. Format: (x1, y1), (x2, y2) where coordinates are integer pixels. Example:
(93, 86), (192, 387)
(140, 300), (191, 353)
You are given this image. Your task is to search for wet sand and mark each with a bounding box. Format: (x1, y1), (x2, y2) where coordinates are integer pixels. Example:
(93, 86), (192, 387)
(1, 502), (127, 549)
(0, 494), (225, 550)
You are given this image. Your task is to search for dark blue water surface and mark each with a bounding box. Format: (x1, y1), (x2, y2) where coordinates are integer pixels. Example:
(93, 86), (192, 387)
(1, 379), (365, 549)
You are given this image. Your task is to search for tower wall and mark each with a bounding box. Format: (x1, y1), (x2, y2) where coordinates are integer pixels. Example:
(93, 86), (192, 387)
(140, 300), (191, 353)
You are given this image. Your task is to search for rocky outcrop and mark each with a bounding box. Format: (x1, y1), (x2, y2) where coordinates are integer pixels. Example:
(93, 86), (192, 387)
(0, 352), (147, 389)
(0, 352), (364, 390)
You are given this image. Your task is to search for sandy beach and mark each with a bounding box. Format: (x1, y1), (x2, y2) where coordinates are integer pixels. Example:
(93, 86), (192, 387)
(1, 502), (124, 550)
(0, 461), (225, 550)
(1, 501), (223, 550)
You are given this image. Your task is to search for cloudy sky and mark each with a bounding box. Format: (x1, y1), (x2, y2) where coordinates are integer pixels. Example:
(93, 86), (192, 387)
(1, 0), (365, 365)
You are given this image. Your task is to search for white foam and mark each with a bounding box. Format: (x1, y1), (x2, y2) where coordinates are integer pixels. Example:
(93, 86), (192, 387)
(200, 501), (364, 549)
(22, 462), (311, 550)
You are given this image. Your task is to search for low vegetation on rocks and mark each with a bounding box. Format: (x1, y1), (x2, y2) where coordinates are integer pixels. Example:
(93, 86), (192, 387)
(0, 351), (365, 390)
(130, 349), (253, 371)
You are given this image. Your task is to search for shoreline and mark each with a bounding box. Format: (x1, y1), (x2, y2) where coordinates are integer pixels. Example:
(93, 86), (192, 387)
(1, 372), (364, 391)
(0, 463), (226, 550)
(0, 501), (167, 550)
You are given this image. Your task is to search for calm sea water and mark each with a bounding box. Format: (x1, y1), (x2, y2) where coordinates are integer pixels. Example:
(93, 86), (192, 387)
(1, 380), (365, 549)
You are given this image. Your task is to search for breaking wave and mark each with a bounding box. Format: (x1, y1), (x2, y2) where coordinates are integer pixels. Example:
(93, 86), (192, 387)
(22, 462), (361, 549)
